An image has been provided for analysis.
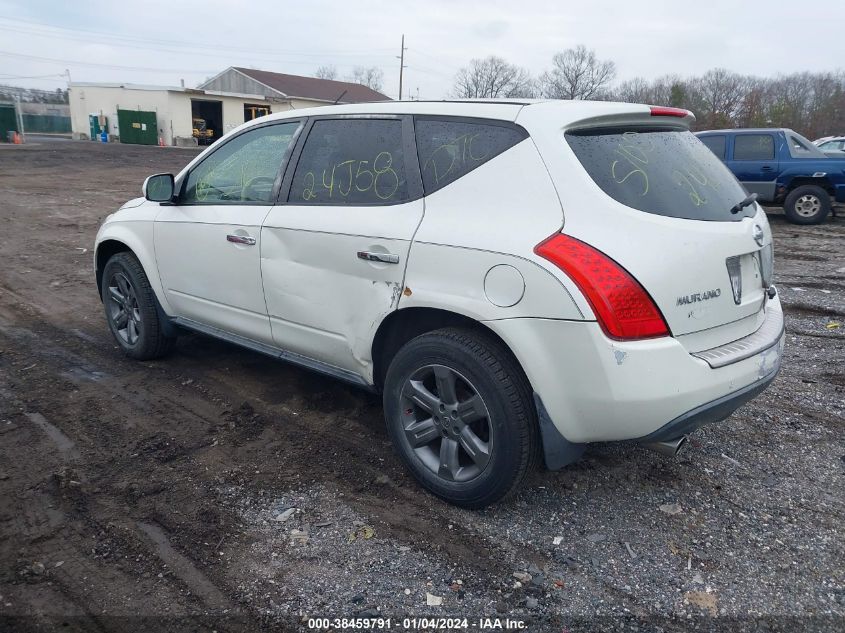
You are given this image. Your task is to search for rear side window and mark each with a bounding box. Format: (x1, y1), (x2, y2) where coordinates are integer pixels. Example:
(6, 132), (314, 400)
(414, 119), (527, 194)
(699, 135), (726, 159)
(734, 134), (775, 160)
(289, 119), (409, 204)
(566, 127), (752, 222)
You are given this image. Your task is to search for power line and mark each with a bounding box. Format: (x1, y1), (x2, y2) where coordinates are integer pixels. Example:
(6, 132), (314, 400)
(406, 64), (453, 79)
(0, 50), (218, 74)
(0, 72), (66, 79)
(0, 16), (396, 60)
(0, 25), (387, 72)
(409, 48), (460, 68)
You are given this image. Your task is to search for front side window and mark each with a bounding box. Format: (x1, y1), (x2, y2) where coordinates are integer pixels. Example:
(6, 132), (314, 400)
(415, 119), (527, 194)
(289, 119), (409, 204)
(699, 134), (727, 160)
(733, 134), (775, 160)
(566, 127), (753, 221)
(182, 121), (300, 204)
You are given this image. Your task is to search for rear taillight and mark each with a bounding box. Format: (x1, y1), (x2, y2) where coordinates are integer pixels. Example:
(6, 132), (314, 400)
(535, 233), (670, 340)
(649, 105), (689, 118)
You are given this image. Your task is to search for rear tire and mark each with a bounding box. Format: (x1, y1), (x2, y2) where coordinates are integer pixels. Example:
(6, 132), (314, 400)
(783, 185), (831, 224)
(101, 252), (177, 360)
(383, 327), (537, 508)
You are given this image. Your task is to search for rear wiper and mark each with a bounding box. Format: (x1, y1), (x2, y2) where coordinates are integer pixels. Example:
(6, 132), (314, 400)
(730, 192), (758, 214)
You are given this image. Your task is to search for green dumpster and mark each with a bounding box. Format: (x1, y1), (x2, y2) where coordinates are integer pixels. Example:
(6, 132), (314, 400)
(117, 109), (158, 145)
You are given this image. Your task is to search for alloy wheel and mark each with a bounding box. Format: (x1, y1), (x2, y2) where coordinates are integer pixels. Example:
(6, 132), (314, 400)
(399, 364), (492, 483)
(106, 272), (142, 345)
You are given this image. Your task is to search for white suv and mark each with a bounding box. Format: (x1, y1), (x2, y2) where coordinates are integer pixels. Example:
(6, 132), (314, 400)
(95, 100), (784, 508)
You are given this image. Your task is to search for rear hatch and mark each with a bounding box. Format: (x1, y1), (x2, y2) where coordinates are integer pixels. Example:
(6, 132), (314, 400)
(548, 112), (774, 350)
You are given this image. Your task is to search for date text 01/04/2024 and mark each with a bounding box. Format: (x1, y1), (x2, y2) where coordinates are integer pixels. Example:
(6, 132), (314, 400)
(306, 617), (528, 630)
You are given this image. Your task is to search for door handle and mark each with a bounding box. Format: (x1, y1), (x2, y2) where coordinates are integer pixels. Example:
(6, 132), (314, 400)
(357, 251), (399, 264)
(761, 165), (774, 171)
(227, 234), (256, 245)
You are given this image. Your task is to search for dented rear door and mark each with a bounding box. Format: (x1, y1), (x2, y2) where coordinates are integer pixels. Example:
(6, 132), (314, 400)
(260, 115), (424, 380)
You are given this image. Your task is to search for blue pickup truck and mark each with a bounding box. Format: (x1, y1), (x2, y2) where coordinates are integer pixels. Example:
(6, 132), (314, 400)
(696, 128), (845, 224)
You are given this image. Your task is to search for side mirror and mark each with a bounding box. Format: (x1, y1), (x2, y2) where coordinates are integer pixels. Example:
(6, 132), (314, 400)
(142, 173), (175, 202)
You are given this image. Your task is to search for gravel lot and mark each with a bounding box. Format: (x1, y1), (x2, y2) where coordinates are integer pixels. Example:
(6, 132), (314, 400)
(0, 140), (842, 632)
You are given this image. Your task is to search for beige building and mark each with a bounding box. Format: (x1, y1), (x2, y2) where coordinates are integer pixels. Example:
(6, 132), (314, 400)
(68, 66), (389, 145)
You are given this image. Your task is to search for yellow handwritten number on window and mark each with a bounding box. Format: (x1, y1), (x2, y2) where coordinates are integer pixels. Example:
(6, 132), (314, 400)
(373, 152), (399, 200)
(302, 172), (317, 201)
(302, 153), (398, 201)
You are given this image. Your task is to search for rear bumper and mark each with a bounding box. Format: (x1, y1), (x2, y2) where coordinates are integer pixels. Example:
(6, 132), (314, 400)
(637, 362), (780, 442)
(485, 296), (785, 444)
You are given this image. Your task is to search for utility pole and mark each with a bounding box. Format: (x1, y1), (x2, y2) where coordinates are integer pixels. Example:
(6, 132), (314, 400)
(13, 95), (25, 142)
(397, 34), (407, 101)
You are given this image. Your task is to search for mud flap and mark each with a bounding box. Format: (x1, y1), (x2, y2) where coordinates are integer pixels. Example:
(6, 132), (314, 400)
(154, 295), (178, 339)
(533, 393), (585, 471)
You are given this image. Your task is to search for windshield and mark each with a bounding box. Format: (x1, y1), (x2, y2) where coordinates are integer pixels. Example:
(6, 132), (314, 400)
(566, 127), (754, 221)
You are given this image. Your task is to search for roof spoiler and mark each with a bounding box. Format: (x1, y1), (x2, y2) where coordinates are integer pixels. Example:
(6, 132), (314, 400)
(565, 106), (696, 133)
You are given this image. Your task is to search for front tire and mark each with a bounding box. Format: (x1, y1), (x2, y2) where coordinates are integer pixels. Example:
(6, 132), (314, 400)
(383, 328), (537, 508)
(101, 252), (176, 360)
(783, 185), (831, 224)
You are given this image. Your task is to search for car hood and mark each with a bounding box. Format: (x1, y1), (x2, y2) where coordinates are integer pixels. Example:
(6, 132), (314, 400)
(119, 197), (146, 211)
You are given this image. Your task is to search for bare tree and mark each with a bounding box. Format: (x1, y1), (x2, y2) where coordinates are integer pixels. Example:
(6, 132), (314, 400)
(540, 46), (615, 100)
(451, 56), (536, 99)
(314, 65), (338, 81)
(348, 66), (384, 92)
(695, 68), (749, 128)
(613, 77), (652, 104)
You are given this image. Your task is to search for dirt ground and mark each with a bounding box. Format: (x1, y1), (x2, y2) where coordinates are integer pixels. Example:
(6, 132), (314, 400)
(0, 140), (842, 633)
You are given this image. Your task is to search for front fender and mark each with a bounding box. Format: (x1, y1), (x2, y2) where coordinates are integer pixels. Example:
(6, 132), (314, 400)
(95, 220), (173, 315)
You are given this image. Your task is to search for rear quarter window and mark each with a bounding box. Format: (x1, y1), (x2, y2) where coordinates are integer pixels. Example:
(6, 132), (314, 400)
(414, 118), (527, 194)
(566, 127), (752, 221)
(786, 132), (827, 158)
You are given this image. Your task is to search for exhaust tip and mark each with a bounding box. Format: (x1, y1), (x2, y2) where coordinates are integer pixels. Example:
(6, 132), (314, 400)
(642, 435), (688, 458)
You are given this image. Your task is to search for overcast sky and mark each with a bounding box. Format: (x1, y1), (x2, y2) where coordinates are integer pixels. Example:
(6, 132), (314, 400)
(1, 0), (843, 99)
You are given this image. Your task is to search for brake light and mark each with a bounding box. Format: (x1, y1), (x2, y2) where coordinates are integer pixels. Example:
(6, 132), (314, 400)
(649, 105), (689, 118)
(535, 234), (670, 340)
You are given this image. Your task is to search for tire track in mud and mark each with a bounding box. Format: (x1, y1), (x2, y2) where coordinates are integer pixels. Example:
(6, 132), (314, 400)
(0, 299), (632, 616)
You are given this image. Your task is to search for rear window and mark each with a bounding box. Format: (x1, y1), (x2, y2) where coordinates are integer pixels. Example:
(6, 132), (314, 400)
(566, 127), (753, 222)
